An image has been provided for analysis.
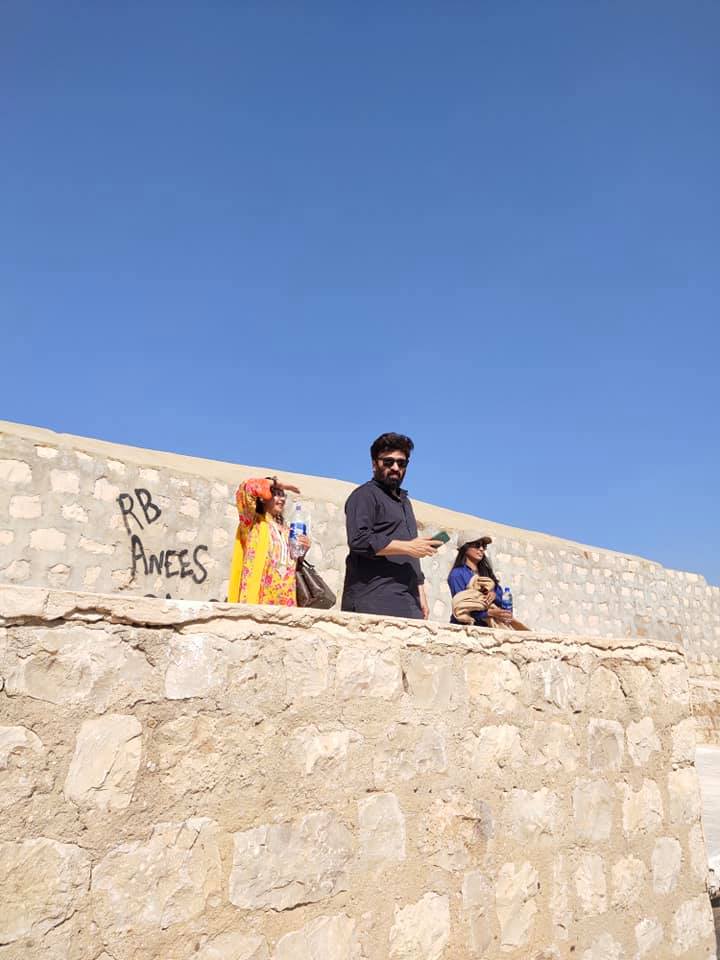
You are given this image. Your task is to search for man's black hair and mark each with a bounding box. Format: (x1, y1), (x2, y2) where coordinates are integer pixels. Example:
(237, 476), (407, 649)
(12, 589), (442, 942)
(370, 432), (414, 461)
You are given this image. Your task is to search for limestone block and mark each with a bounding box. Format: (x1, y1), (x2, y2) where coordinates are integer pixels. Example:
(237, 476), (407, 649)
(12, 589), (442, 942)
(620, 779), (663, 835)
(505, 787), (560, 844)
(0, 459), (32, 485)
(284, 637), (330, 699)
(335, 646), (402, 700)
(1, 559), (30, 582)
(671, 718), (697, 764)
(581, 933), (624, 960)
(626, 716), (661, 767)
(374, 724), (447, 786)
(575, 853), (607, 916)
(667, 767), (702, 824)
(35, 445), (58, 458)
(274, 914), (358, 960)
(79, 536), (114, 554)
(198, 932), (269, 960)
(465, 657), (520, 714)
(659, 662), (691, 706)
(358, 793), (406, 863)
(550, 856), (570, 941)
(404, 651), (458, 710)
(610, 857), (646, 908)
(91, 818), (222, 934)
(0, 529), (14, 545)
(0, 838), (91, 944)
(588, 718), (624, 772)
(296, 726), (358, 774)
(94, 477), (120, 501)
(180, 496), (200, 518)
(651, 837), (682, 894)
(48, 563), (71, 587)
(62, 503), (89, 523)
(84, 566), (102, 587)
(469, 724), (527, 773)
(389, 892), (450, 960)
(165, 634), (229, 700)
(9, 494), (41, 518)
(635, 918), (663, 957)
(688, 822), (708, 880)
(495, 861), (539, 951)
(229, 811), (353, 910)
(462, 869), (494, 956)
(0, 725), (46, 811)
(586, 665), (626, 715)
(212, 528), (230, 548)
(4, 625), (155, 710)
(49, 468), (78, 493)
(64, 714), (142, 811)
(29, 528), (67, 551)
(521, 660), (587, 711)
(671, 896), (714, 955)
(528, 720), (578, 771)
(573, 780), (613, 843)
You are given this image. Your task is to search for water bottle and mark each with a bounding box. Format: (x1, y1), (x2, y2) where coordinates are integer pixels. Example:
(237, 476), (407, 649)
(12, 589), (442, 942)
(501, 586), (513, 614)
(288, 502), (308, 559)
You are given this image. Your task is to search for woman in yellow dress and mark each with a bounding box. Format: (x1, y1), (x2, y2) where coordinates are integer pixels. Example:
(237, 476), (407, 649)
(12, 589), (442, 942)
(227, 476), (310, 605)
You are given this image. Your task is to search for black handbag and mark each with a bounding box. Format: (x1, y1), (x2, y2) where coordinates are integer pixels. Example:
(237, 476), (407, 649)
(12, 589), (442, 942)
(295, 557), (336, 609)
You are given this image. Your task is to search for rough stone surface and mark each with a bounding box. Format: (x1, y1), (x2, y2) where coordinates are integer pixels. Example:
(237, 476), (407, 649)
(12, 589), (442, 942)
(0, 584), (715, 960)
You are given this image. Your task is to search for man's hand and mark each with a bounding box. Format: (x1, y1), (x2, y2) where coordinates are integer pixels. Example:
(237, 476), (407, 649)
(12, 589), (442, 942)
(401, 538), (443, 558)
(419, 585), (430, 620)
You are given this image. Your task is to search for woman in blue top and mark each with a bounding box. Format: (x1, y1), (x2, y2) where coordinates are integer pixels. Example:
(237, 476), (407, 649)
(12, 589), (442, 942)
(448, 534), (513, 627)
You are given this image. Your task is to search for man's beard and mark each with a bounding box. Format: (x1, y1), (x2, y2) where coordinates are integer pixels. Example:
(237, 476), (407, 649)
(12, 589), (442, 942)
(375, 468), (404, 489)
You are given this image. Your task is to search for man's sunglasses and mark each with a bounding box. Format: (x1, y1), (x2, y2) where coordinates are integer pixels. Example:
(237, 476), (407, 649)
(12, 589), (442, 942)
(379, 457), (408, 469)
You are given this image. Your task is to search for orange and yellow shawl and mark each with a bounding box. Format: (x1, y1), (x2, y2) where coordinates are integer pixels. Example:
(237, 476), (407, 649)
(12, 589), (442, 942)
(227, 478), (297, 605)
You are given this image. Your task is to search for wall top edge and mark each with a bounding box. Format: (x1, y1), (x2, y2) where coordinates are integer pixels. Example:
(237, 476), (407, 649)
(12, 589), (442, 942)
(0, 584), (684, 662)
(0, 418), (711, 585)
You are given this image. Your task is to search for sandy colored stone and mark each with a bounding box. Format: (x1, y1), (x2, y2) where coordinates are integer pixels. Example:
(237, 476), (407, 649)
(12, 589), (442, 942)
(588, 718), (624, 772)
(671, 717), (697, 763)
(522, 660), (587, 711)
(29, 528), (66, 551)
(404, 651), (458, 709)
(469, 724), (526, 772)
(581, 933), (624, 960)
(611, 856), (646, 908)
(462, 869), (494, 956)
(229, 811), (353, 910)
(575, 853), (607, 916)
(64, 714), (142, 811)
(0, 529), (14, 545)
(165, 633), (230, 699)
(4, 624), (154, 709)
(667, 767), (702, 824)
(550, 855), (570, 942)
(620, 778), (663, 835)
(495, 861), (539, 950)
(465, 657), (521, 714)
(197, 932), (269, 960)
(0, 838), (90, 944)
(373, 724), (446, 786)
(91, 818), (221, 934)
(296, 726), (358, 774)
(78, 536), (114, 554)
(274, 914), (358, 960)
(626, 716), (660, 766)
(505, 787), (560, 844)
(573, 779), (614, 842)
(335, 645), (402, 700)
(358, 792), (406, 863)
(49, 468), (78, 493)
(671, 895), (714, 954)
(651, 836), (682, 895)
(0, 458), (32, 485)
(528, 720), (577, 771)
(1, 558), (30, 582)
(94, 477), (120, 501)
(389, 892), (450, 960)
(0, 725), (46, 811)
(62, 502), (89, 523)
(635, 917), (663, 957)
(283, 637), (330, 699)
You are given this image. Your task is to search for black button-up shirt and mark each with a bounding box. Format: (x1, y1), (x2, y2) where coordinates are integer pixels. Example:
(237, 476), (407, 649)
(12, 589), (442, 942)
(341, 479), (425, 619)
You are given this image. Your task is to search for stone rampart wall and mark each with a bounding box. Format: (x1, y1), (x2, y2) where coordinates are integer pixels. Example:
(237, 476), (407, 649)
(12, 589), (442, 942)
(2, 420), (720, 741)
(0, 585), (716, 959)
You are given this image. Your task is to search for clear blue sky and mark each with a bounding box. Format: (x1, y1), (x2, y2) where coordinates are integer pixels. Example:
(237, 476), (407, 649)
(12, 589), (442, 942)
(2, 2), (718, 583)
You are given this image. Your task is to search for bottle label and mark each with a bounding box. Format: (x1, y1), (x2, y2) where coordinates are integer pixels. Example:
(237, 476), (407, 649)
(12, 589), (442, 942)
(289, 522), (307, 540)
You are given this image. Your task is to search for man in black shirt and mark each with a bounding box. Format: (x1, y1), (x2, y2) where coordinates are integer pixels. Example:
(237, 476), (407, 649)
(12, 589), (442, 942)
(341, 432), (441, 619)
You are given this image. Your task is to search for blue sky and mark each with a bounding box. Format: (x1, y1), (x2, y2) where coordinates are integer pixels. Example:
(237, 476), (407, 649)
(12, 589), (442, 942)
(2, 2), (718, 583)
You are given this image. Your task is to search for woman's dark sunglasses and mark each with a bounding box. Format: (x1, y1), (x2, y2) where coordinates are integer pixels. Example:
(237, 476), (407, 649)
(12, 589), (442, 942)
(379, 457), (408, 469)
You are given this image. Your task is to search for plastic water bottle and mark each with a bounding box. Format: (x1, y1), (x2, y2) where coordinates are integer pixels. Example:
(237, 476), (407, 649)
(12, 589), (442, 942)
(288, 502), (308, 559)
(501, 586), (513, 614)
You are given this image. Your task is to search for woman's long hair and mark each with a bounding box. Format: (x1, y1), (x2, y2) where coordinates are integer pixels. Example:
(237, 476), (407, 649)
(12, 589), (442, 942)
(451, 543), (499, 585)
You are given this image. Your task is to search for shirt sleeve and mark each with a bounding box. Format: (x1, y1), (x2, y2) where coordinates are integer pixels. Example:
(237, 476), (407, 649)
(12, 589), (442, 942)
(447, 568), (468, 596)
(345, 488), (392, 557)
(236, 478), (272, 532)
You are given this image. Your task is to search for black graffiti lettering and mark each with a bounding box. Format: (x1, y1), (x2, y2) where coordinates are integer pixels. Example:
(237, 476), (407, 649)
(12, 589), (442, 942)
(130, 534), (149, 578)
(135, 488), (162, 526)
(117, 493), (143, 534)
(164, 549), (179, 578)
(178, 549), (194, 579)
(192, 545), (209, 584)
(148, 551), (165, 576)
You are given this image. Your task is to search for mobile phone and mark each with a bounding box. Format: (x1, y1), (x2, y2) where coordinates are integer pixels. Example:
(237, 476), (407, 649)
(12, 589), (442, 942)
(430, 531), (450, 545)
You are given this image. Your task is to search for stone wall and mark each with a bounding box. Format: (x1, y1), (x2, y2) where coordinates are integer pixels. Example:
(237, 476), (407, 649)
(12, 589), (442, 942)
(0, 584), (716, 959)
(2, 420), (720, 741)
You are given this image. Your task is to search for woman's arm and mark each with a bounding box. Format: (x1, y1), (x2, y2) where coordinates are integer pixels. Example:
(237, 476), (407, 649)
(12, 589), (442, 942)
(235, 478), (273, 530)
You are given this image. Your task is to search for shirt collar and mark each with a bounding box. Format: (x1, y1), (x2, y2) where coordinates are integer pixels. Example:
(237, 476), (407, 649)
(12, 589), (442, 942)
(372, 478), (407, 501)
